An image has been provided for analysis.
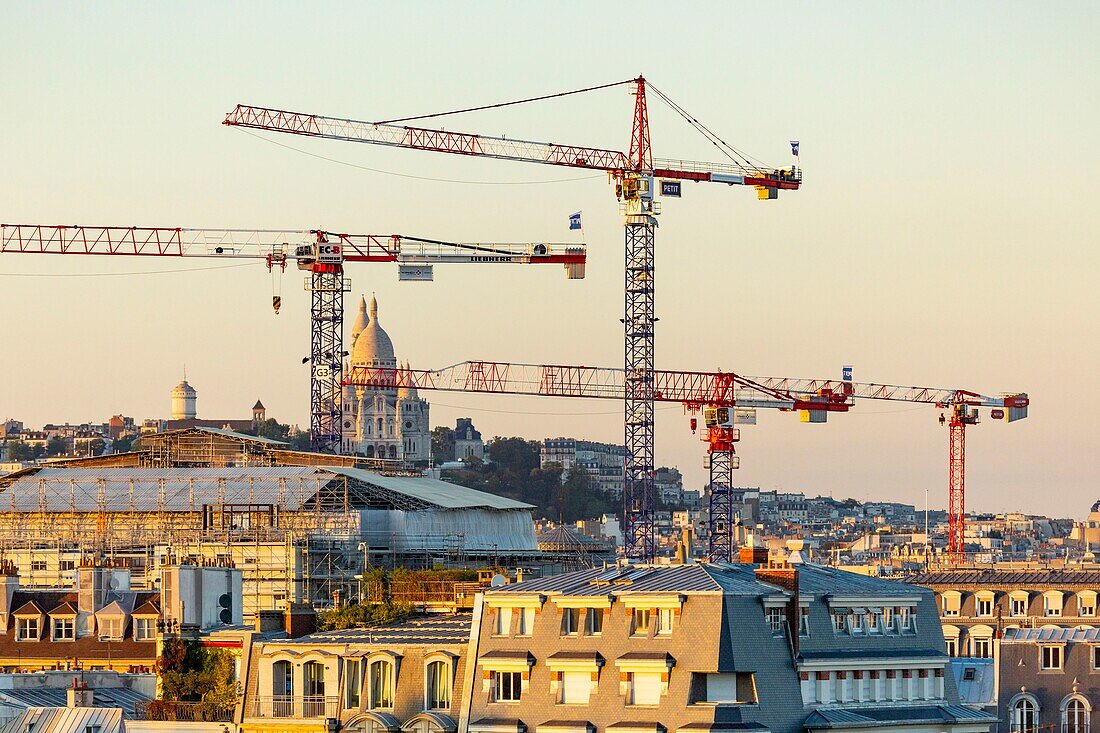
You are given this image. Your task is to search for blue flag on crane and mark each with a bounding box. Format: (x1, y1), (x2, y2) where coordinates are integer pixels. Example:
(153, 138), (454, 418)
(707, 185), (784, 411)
(790, 140), (800, 157)
(568, 212), (582, 230)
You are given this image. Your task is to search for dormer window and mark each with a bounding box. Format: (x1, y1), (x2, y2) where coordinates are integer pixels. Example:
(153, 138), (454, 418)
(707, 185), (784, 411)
(632, 609), (651, 636)
(16, 617), (39, 641)
(52, 617), (75, 641)
(100, 618), (123, 640)
(134, 617), (156, 641)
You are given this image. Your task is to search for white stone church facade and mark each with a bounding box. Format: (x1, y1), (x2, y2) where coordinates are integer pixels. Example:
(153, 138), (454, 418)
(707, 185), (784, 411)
(340, 295), (430, 461)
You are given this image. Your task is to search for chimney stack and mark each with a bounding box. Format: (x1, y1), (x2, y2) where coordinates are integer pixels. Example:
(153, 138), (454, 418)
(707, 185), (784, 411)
(755, 560), (801, 655)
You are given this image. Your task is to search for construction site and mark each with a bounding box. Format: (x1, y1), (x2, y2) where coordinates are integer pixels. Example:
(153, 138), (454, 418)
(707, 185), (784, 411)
(0, 428), (563, 619)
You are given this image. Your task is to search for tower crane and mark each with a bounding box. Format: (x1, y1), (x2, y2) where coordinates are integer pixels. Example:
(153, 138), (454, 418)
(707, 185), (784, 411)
(224, 75), (801, 559)
(340, 360), (1027, 562)
(0, 224), (585, 453)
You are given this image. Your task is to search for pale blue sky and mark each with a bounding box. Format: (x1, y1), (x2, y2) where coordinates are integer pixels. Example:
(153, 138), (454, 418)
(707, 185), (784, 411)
(2, 2), (1097, 516)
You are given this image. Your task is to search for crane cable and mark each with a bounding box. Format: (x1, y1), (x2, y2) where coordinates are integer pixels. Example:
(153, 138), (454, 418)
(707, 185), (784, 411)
(375, 78), (638, 125)
(645, 81), (772, 171)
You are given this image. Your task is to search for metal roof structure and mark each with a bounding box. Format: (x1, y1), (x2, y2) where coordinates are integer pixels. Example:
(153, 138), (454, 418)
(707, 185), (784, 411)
(951, 657), (996, 708)
(0, 466), (533, 514)
(0, 686), (150, 719)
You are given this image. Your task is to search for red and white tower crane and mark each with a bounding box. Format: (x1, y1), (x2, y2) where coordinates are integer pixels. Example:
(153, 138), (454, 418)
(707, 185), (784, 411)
(223, 75), (801, 559)
(340, 360), (1027, 561)
(0, 224), (584, 453)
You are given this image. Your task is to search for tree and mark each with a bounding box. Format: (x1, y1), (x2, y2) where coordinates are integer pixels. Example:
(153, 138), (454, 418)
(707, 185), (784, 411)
(5, 441), (34, 462)
(288, 431), (311, 451)
(45, 437), (67, 456)
(86, 438), (106, 456)
(112, 434), (137, 453)
(431, 426), (455, 464)
(154, 637), (239, 721)
(253, 419), (291, 442)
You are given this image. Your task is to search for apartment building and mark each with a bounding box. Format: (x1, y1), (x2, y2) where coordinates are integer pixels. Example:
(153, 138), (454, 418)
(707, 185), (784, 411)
(904, 569), (1100, 662)
(240, 614), (471, 733)
(998, 627), (1097, 732)
(467, 561), (994, 733)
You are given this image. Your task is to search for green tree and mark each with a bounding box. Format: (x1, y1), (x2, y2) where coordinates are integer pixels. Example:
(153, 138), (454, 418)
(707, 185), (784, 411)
(154, 638), (239, 721)
(288, 431), (312, 451)
(431, 426), (455, 464)
(112, 434), (136, 453)
(45, 437), (67, 456)
(253, 419), (291, 441)
(5, 440), (34, 461)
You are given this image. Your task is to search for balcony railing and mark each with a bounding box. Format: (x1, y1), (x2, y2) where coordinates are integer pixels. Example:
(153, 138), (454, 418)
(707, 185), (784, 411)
(247, 695), (341, 719)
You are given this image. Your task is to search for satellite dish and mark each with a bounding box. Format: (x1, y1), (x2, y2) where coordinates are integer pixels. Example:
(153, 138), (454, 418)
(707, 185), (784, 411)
(490, 574), (507, 588)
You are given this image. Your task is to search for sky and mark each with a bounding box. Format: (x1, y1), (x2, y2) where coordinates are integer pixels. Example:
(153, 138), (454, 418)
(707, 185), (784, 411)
(1, 2), (1097, 517)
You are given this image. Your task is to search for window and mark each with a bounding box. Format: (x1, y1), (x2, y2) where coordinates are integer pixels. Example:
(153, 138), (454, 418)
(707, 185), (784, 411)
(848, 612), (863, 634)
(1082, 599), (1097, 618)
(303, 661), (326, 717)
(972, 637), (992, 658)
(272, 660), (293, 718)
(942, 594), (960, 617)
(898, 606), (913, 631)
(1045, 594), (1064, 617)
(134, 618), (155, 641)
(629, 671), (663, 705)
(832, 611), (847, 633)
(632, 608), (651, 636)
(586, 608), (604, 635)
(962, 666), (977, 681)
(99, 618), (122, 640)
(345, 658), (361, 709)
(491, 670), (522, 702)
(494, 607), (512, 636)
(867, 610), (883, 634)
(560, 670), (594, 704)
(17, 617), (39, 641)
(52, 617), (74, 641)
(977, 598), (993, 617)
(799, 606), (810, 636)
(369, 659), (395, 709)
(693, 672), (757, 704)
(426, 660), (450, 709)
(883, 607), (894, 631)
(656, 608), (675, 635)
(1063, 696), (1090, 733)
(1011, 597), (1028, 617)
(516, 608), (534, 636)
(945, 637), (959, 657)
(60, 560), (76, 571)
(765, 607), (784, 634)
(30, 561), (47, 572)
(1012, 696), (1039, 732)
(561, 608), (580, 636)
(1093, 646), (1100, 671)
(1041, 645), (1063, 671)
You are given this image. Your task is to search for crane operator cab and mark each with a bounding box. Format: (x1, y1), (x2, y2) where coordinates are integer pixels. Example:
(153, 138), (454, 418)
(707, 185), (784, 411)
(704, 406), (735, 429)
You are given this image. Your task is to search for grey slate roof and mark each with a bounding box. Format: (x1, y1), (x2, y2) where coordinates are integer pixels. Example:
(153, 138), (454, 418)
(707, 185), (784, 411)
(795, 564), (927, 597)
(327, 467), (534, 510)
(0, 685), (150, 718)
(1003, 626), (1100, 643)
(952, 657), (996, 707)
(905, 569), (1100, 586)
(797, 648), (946, 661)
(287, 613), (472, 645)
(805, 704), (996, 728)
(488, 564), (770, 596)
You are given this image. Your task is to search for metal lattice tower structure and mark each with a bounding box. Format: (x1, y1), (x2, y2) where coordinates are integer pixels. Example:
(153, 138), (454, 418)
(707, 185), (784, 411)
(308, 246), (350, 453)
(705, 425), (741, 563)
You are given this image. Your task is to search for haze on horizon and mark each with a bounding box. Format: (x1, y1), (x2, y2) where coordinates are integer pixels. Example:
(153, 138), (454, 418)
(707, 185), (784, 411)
(1, 2), (1096, 518)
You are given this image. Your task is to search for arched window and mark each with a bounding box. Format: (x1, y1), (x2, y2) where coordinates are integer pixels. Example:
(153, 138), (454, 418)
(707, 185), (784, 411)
(1011, 694), (1040, 733)
(426, 659), (451, 709)
(366, 445), (375, 458)
(272, 660), (293, 718)
(388, 445), (397, 459)
(377, 417), (383, 432)
(303, 661), (326, 717)
(370, 659), (395, 709)
(1064, 695), (1091, 733)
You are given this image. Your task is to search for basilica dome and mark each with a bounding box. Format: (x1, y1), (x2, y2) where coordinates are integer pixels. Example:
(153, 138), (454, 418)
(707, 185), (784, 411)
(351, 294), (395, 365)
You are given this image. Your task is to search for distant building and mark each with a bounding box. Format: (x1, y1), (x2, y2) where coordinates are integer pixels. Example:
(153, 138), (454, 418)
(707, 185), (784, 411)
(454, 418), (485, 462)
(654, 466), (683, 505)
(0, 420), (22, 440)
(170, 378), (197, 420)
(340, 295), (431, 462)
(540, 438), (626, 496)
